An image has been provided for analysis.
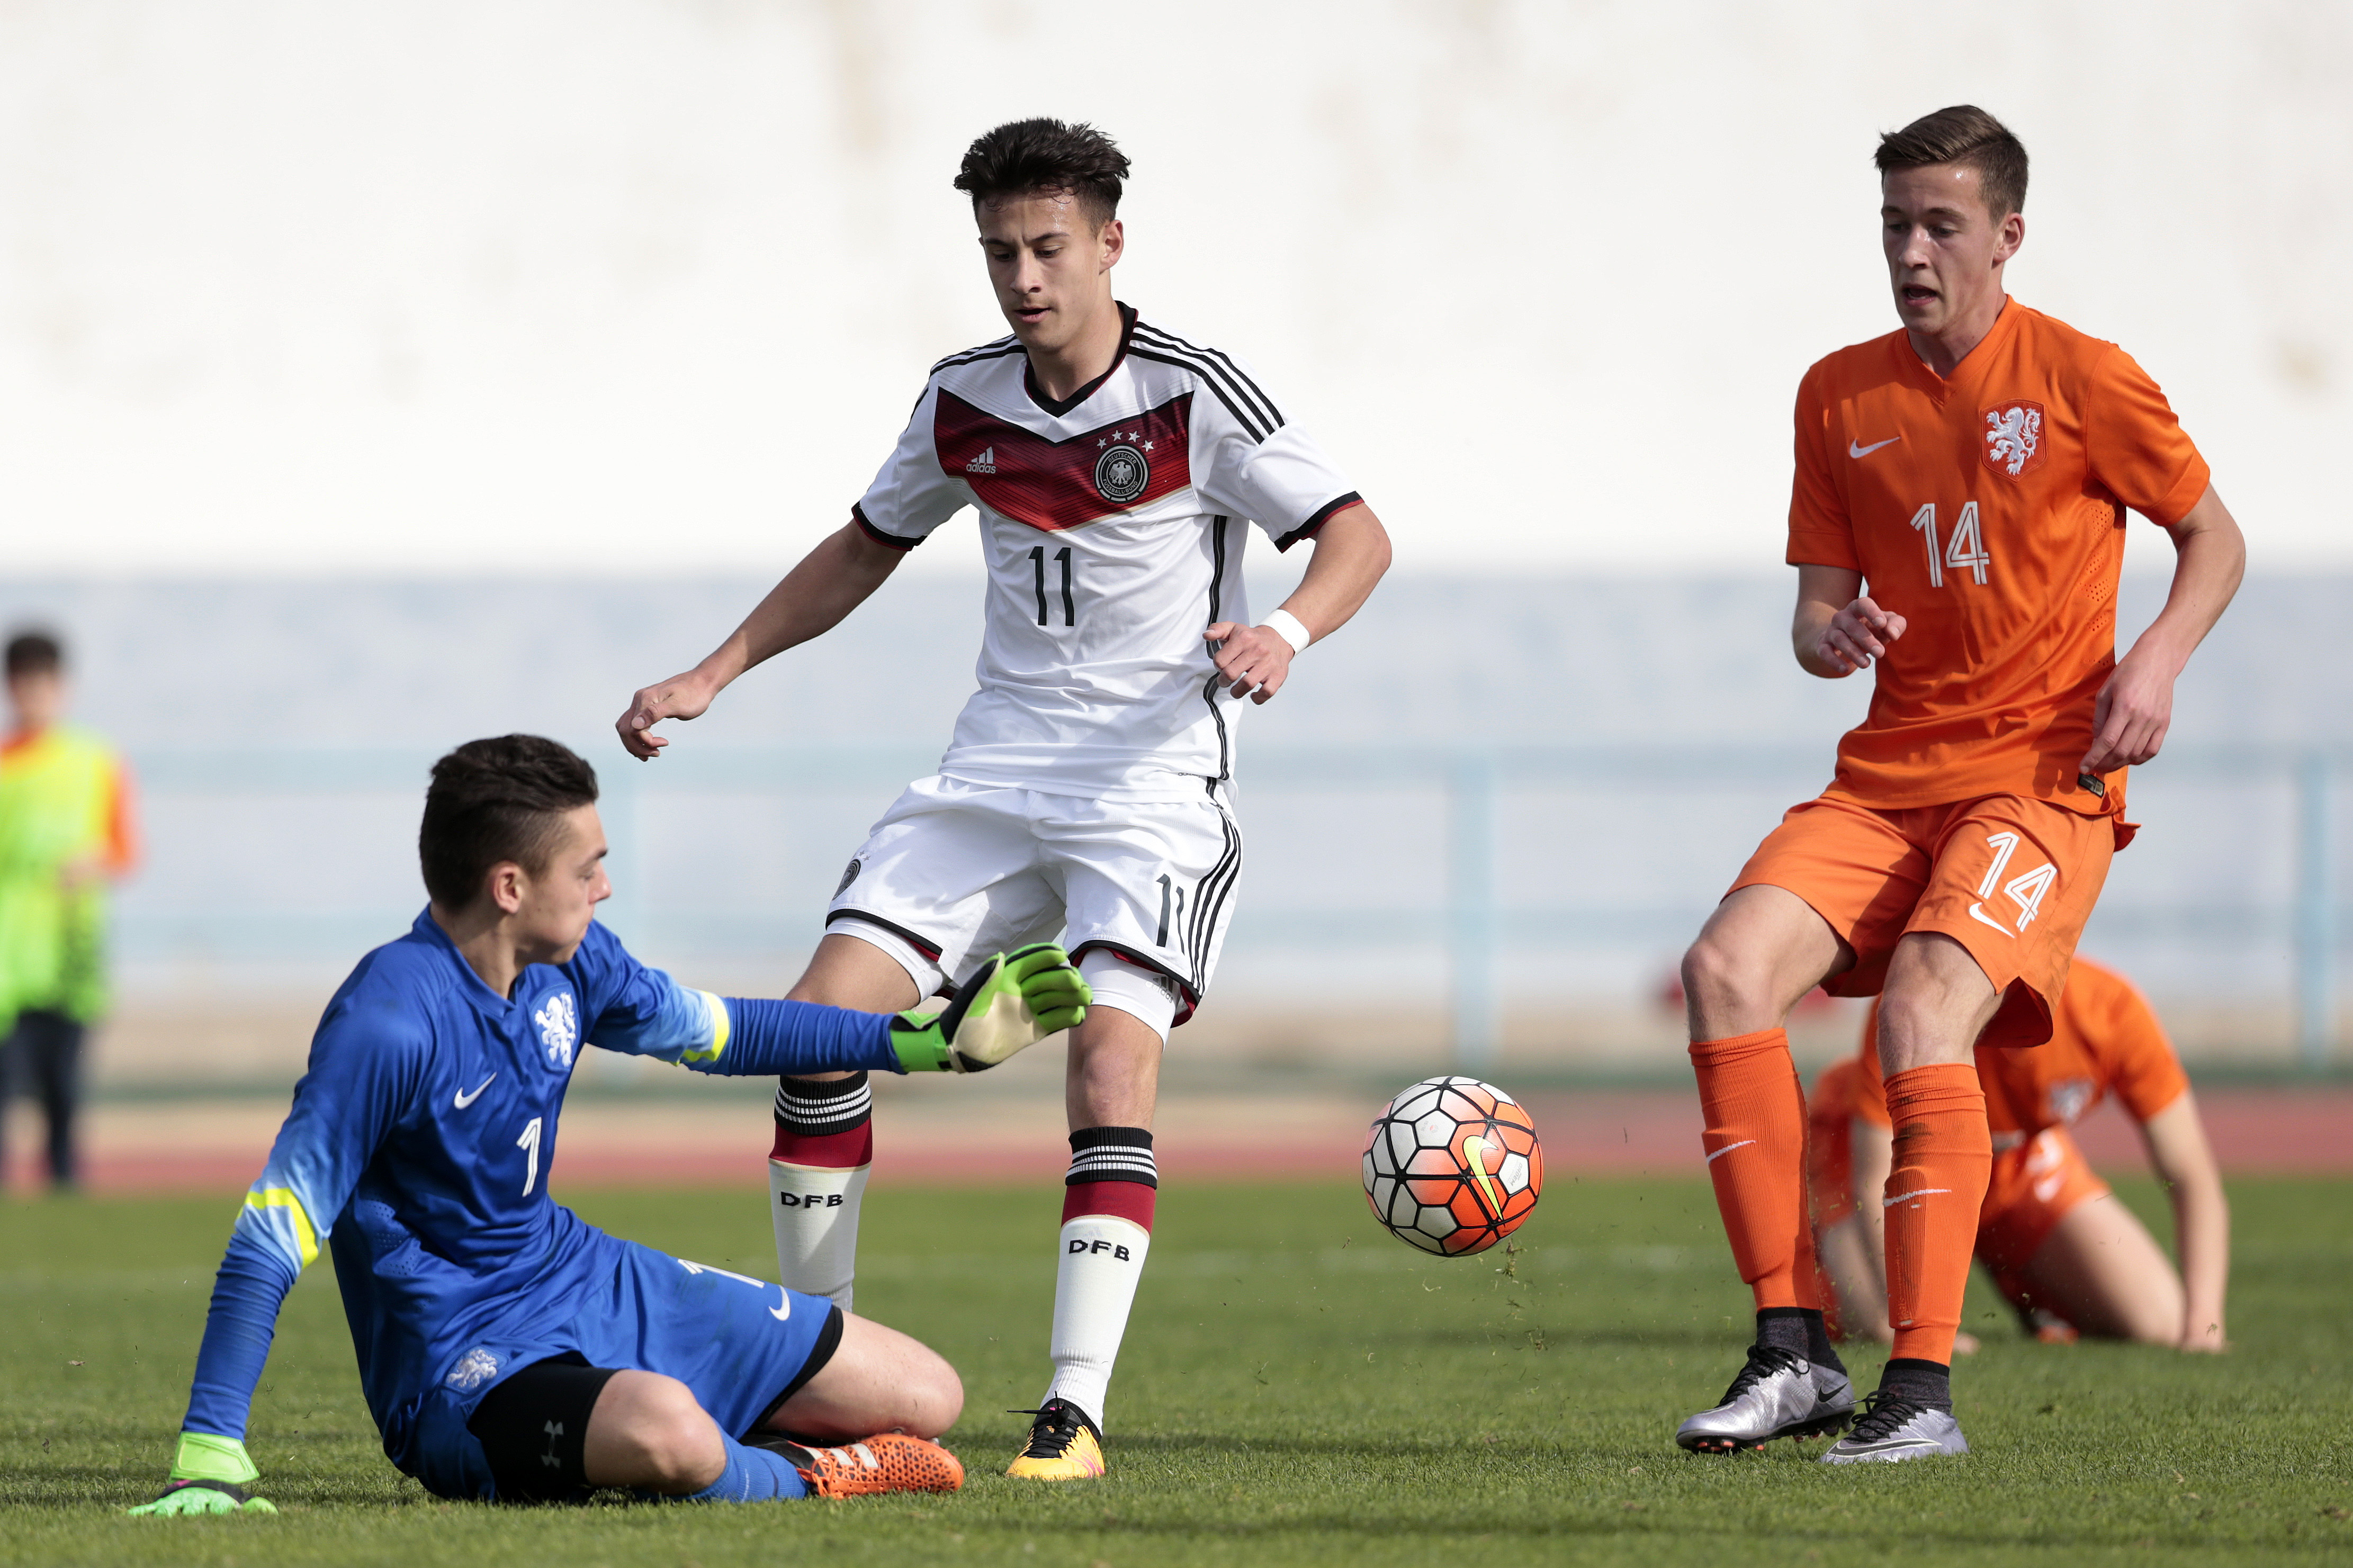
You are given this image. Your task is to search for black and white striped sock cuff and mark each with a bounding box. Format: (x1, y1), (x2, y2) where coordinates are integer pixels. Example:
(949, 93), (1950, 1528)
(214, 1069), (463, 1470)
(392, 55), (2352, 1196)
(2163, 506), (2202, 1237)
(1065, 1125), (1157, 1188)
(774, 1072), (872, 1137)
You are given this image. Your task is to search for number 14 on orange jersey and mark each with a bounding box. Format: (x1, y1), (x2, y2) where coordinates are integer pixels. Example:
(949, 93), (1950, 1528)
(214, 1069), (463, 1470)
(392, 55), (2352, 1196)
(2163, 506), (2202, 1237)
(1967, 830), (2054, 936)
(1908, 501), (1991, 588)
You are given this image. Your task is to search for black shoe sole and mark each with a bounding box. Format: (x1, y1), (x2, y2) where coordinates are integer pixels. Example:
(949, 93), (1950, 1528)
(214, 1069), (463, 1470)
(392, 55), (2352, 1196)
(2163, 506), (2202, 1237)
(1677, 1409), (1854, 1455)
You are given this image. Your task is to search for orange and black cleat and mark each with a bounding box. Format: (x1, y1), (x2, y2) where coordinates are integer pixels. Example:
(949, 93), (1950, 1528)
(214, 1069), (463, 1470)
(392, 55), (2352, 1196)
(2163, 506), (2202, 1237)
(1005, 1397), (1106, 1480)
(773, 1434), (965, 1497)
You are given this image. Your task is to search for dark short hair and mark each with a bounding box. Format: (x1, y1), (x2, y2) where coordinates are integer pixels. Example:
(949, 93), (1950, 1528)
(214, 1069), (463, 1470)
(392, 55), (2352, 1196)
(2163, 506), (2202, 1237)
(1876, 105), (2028, 219)
(5, 630), (63, 678)
(419, 736), (599, 909)
(953, 118), (1129, 228)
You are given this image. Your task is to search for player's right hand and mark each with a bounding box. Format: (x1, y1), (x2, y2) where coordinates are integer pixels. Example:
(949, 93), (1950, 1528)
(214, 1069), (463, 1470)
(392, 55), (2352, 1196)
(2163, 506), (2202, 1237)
(616, 671), (717, 760)
(888, 944), (1091, 1073)
(1817, 596), (1906, 674)
(126, 1432), (278, 1516)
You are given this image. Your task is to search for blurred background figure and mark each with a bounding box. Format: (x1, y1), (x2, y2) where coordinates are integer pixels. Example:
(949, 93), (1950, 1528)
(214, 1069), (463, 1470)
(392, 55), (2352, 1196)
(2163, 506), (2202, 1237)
(0, 630), (140, 1193)
(1809, 956), (2229, 1351)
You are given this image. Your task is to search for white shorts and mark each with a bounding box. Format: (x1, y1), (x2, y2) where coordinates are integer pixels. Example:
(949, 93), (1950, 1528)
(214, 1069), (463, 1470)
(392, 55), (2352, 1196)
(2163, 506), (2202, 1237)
(825, 775), (1241, 1029)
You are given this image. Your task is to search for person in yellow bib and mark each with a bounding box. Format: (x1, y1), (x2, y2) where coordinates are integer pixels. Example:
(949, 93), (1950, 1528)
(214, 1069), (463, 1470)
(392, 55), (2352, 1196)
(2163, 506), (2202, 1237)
(1, 630), (139, 1192)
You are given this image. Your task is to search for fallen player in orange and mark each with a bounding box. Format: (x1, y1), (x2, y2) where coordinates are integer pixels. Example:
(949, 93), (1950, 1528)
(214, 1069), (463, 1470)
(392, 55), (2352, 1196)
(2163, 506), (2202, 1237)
(1809, 957), (2228, 1350)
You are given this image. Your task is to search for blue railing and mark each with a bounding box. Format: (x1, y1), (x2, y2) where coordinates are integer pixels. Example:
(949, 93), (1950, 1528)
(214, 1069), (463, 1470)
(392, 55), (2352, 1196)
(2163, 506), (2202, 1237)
(112, 743), (2346, 1068)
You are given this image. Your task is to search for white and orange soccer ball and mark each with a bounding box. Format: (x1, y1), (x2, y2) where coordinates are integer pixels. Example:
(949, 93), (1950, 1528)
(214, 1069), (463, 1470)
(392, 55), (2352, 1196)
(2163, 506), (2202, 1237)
(1361, 1076), (1543, 1256)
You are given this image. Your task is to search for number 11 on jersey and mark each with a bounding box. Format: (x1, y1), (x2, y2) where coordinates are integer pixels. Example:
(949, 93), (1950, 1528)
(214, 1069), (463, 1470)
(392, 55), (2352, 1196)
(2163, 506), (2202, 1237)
(1029, 545), (1074, 627)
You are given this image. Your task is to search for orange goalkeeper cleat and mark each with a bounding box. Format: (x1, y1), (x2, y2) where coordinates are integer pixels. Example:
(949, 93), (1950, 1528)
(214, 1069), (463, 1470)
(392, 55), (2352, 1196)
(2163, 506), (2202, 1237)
(785, 1434), (964, 1497)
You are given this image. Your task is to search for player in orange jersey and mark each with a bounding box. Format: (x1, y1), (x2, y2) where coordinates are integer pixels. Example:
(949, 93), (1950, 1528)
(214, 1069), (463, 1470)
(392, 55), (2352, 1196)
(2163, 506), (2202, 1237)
(1809, 957), (2229, 1351)
(1672, 105), (2244, 1464)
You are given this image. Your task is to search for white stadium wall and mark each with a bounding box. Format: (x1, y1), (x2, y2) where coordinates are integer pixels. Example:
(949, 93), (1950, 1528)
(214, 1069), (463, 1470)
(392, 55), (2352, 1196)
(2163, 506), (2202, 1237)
(0, 0), (2344, 576)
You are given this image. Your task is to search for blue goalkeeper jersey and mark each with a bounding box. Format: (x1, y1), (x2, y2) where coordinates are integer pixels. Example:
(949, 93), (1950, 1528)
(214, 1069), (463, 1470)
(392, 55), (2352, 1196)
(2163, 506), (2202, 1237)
(181, 908), (899, 1466)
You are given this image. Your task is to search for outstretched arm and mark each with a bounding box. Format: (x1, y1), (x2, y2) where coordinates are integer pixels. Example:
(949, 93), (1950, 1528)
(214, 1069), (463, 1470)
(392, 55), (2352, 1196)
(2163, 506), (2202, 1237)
(2080, 486), (2246, 776)
(592, 946), (1091, 1077)
(1850, 1116), (1894, 1299)
(1815, 1214), (1891, 1345)
(2139, 1091), (2230, 1351)
(1204, 502), (1391, 704)
(616, 522), (906, 760)
(131, 1010), (423, 1515)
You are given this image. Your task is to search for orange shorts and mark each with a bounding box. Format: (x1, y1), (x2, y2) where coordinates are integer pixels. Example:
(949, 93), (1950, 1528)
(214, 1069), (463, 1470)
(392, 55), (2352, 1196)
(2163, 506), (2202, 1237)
(1975, 1124), (2110, 1283)
(1730, 792), (2116, 1049)
(1806, 1059), (1862, 1229)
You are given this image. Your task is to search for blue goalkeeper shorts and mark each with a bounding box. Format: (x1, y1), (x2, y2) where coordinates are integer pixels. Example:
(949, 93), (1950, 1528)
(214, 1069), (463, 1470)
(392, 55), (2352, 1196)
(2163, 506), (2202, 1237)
(398, 1238), (839, 1500)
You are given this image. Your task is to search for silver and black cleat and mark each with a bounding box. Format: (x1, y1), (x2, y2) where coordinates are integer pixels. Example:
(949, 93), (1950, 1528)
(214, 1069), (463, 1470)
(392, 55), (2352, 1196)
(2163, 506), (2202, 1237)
(1817, 1390), (1969, 1464)
(1675, 1344), (1855, 1454)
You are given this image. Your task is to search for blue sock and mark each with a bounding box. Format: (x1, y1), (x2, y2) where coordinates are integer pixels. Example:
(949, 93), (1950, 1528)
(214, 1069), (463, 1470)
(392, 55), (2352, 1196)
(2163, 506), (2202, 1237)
(681, 1434), (808, 1502)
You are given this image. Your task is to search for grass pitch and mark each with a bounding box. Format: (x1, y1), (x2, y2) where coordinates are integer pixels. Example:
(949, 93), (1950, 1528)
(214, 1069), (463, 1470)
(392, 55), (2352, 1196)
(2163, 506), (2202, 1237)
(3, 1173), (2348, 1566)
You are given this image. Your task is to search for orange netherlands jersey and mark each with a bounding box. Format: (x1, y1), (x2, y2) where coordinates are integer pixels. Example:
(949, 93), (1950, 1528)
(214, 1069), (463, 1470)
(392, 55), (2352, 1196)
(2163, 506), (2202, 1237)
(1787, 300), (2211, 814)
(1848, 956), (2188, 1142)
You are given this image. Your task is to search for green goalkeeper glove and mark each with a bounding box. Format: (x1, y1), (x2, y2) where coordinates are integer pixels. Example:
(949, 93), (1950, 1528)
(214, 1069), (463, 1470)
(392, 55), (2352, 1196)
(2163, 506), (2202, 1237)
(890, 943), (1092, 1074)
(127, 1431), (278, 1516)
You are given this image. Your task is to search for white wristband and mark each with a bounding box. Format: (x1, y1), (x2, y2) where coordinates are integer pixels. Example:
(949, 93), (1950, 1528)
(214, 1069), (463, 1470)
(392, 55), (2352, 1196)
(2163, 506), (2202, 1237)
(1262, 609), (1312, 655)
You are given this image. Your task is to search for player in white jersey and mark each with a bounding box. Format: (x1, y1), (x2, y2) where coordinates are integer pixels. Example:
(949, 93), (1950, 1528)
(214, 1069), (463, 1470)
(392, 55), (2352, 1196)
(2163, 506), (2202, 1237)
(616, 119), (1391, 1480)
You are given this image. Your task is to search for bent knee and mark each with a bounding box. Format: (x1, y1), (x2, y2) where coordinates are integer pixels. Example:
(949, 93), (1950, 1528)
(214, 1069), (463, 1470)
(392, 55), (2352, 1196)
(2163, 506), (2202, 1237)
(2108, 1284), (2188, 1347)
(1874, 990), (1984, 1071)
(600, 1374), (725, 1492)
(905, 1344), (964, 1437)
(1680, 936), (1780, 1023)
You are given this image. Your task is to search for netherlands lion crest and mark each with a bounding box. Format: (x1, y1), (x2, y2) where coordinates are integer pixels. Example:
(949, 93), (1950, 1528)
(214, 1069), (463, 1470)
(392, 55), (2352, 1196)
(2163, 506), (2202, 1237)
(444, 1347), (501, 1391)
(2046, 1077), (2095, 1126)
(534, 989), (579, 1069)
(1094, 441), (1149, 503)
(1982, 400), (2046, 477)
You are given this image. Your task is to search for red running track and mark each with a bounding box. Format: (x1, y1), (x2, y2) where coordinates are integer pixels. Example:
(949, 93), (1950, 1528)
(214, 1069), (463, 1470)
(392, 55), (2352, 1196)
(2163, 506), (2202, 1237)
(16, 1086), (2350, 1194)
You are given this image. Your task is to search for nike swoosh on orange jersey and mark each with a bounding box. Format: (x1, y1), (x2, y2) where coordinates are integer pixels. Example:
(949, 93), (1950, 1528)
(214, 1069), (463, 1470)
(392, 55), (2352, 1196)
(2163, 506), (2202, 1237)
(1966, 902), (2016, 936)
(1848, 436), (1902, 458)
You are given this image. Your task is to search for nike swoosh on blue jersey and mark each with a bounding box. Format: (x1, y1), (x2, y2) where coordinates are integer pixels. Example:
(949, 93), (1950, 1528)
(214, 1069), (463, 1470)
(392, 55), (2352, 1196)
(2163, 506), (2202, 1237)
(681, 1256), (792, 1319)
(453, 1074), (497, 1110)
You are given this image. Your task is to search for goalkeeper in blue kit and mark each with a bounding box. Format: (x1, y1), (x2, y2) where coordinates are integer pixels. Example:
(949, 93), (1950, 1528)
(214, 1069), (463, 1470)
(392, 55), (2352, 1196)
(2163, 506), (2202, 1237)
(131, 736), (1089, 1514)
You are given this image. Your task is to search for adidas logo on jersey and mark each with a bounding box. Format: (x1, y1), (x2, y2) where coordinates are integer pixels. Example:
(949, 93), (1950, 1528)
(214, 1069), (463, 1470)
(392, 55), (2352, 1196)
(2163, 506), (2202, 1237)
(965, 446), (997, 475)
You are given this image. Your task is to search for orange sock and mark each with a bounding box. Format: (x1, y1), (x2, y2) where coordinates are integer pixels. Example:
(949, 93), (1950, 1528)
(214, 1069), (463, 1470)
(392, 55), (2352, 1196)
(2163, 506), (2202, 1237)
(1690, 1029), (1818, 1312)
(1881, 1063), (1991, 1365)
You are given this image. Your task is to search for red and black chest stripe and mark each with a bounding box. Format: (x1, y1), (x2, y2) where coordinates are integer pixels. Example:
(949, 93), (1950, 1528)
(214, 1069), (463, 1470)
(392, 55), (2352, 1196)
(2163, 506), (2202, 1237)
(935, 390), (1193, 533)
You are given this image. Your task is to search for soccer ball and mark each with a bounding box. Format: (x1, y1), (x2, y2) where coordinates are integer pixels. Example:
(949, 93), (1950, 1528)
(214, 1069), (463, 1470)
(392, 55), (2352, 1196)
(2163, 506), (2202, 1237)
(1361, 1076), (1542, 1256)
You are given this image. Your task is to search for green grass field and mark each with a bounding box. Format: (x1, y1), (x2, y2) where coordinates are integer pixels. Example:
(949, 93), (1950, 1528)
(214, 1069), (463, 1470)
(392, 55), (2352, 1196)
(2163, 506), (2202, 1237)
(3, 1174), (2348, 1566)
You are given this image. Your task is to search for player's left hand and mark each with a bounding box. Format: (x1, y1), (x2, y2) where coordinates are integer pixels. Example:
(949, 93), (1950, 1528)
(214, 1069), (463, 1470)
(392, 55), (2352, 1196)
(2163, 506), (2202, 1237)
(2080, 647), (2177, 775)
(889, 944), (1091, 1073)
(127, 1432), (278, 1516)
(128, 1480), (279, 1516)
(1204, 623), (1294, 705)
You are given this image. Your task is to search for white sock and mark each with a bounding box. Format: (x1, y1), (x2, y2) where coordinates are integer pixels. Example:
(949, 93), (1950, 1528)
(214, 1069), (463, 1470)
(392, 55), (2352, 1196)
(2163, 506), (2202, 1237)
(1042, 1213), (1152, 1431)
(769, 1159), (869, 1312)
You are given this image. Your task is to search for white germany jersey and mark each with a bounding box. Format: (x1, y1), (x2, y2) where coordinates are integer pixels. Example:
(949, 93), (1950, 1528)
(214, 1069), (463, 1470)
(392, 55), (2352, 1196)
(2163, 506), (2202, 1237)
(852, 304), (1359, 802)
